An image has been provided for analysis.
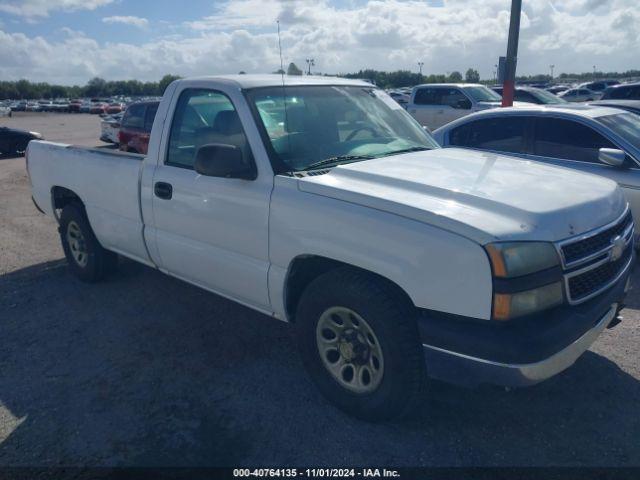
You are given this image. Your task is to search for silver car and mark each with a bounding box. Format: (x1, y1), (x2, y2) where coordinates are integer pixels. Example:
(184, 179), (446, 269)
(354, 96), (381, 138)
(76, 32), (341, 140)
(559, 88), (598, 102)
(433, 104), (640, 226)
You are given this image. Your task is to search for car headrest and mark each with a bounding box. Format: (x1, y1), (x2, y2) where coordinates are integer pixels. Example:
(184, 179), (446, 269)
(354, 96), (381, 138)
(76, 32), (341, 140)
(213, 110), (243, 135)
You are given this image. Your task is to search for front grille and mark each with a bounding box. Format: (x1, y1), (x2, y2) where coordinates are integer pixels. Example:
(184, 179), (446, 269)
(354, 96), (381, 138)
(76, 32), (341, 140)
(562, 212), (632, 265)
(567, 245), (632, 302)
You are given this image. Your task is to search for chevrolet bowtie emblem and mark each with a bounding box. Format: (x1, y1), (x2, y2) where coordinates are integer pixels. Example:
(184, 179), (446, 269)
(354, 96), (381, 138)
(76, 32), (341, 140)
(610, 235), (625, 262)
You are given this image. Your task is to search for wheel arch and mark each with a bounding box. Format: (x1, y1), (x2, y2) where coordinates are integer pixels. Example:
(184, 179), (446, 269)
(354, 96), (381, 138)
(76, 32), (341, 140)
(283, 254), (414, 323)
(50, 186), (84, 222)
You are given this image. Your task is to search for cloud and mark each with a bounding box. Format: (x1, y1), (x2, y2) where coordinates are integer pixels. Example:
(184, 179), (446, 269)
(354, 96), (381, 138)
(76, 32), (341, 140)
(0, 0), (638, 84)
(0, 0), (114, 18)
(102, 16), (149, 29)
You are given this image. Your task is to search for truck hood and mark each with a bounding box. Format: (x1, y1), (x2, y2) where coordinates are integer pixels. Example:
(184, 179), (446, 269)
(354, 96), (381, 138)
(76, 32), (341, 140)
(297, 148), (625, 244)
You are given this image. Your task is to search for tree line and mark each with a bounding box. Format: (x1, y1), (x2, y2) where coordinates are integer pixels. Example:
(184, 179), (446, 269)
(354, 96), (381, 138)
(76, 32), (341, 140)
(0, 74), (181, 100)
(3, 67), (639, 100)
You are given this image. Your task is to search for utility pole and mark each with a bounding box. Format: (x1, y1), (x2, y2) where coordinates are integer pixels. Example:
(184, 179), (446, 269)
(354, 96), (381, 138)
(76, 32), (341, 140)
(549, 64), (555, 79)
(502, 0), (522, 107)
(306, 58), (315, 75)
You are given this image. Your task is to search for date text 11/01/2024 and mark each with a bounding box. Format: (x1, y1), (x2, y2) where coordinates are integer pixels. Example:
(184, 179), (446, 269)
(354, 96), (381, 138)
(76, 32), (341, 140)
(232, 468), (400, 477)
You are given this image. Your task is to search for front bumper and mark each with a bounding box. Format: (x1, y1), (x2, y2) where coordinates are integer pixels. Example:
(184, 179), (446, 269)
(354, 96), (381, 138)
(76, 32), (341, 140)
(419, 255), (633, 387)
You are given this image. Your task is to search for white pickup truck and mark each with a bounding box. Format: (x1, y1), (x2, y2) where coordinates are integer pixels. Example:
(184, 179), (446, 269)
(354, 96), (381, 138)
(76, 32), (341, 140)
(27, 75), (634, 420)
(407, 83), (527, 130)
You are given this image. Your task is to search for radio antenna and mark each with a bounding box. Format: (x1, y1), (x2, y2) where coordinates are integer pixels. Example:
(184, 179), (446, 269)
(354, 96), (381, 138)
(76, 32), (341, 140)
(277, 19), (292, 165)
(277, 20), (285, 79)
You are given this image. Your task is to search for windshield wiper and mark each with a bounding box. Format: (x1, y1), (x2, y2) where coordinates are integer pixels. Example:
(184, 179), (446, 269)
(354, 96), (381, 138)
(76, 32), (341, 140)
(378, 146), (431, 157)
(301, 154), (374, 171)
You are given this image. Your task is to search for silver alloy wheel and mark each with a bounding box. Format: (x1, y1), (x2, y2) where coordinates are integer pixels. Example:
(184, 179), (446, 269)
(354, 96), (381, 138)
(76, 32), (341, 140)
(66, 220), (88, 267)
(316, 306), (384, 394)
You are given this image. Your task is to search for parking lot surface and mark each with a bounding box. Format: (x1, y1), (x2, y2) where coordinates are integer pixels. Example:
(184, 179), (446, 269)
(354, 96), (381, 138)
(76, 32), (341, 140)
(1, 113), (640, 467)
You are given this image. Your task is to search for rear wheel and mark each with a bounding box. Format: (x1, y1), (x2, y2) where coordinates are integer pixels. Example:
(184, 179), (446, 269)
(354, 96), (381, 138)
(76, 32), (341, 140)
(296, 267), (426, 421)
(59, 203), (118, 282)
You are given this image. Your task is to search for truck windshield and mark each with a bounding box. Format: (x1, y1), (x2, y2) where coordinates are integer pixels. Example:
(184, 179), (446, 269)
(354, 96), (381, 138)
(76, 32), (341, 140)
(464, 86), (502, 103)
(246, 85), (439, 173)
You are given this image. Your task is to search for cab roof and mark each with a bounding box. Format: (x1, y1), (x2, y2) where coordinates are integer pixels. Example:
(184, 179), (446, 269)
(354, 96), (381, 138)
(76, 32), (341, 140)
(181, 74), (374, 89)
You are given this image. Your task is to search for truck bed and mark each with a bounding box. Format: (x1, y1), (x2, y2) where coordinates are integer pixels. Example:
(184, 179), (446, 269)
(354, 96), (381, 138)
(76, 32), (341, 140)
(28, 141), (152, 265)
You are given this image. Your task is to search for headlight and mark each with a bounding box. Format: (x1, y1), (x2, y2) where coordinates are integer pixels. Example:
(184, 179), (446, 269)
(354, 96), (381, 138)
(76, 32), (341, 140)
(493, 282), (564, 321)
(485, 242), (563, 320)
(485, 242), (559, 278)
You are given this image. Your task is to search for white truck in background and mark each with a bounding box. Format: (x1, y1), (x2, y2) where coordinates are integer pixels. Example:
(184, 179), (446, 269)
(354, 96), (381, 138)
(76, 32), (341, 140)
(27, 75), (633, 420)
(407, 83), (527, 130)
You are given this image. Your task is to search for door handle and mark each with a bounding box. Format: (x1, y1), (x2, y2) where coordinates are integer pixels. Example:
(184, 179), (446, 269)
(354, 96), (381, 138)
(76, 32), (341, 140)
(154, 182), (172, 200)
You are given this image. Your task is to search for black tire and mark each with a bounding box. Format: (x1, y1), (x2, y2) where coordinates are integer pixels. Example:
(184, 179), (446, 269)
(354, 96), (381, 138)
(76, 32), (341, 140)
(59, 203), (118, 282)
(295, 267), (426, 421)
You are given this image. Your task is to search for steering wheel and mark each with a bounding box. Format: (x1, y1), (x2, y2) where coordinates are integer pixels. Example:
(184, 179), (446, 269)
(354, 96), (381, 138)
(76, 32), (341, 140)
(345, 126), (378, 142)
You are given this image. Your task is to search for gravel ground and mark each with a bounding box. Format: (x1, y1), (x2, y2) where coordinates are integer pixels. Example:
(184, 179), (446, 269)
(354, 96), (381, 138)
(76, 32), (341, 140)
(1, 113), (639, 468)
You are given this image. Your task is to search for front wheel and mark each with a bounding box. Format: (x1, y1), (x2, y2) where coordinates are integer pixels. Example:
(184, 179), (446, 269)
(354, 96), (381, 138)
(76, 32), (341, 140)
(59, 203), (118, 282)
(296, 267), (426, 421)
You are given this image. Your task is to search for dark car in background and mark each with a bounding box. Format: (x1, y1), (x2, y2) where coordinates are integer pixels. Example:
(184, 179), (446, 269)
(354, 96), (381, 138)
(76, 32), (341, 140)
(602, 82), (640, 100)
(0, 127), (43, 156)
(118, 101), (159, 154)
(578, 80), (620, 97)
(492, 86), (567, 104)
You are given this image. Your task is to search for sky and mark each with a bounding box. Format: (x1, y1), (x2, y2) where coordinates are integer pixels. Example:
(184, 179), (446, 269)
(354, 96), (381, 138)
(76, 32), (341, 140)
(0, 0), (638, 85)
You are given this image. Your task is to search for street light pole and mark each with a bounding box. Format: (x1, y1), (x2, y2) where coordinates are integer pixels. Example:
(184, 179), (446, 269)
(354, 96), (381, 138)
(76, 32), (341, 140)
(502, 0), (522, 107)
(418, 61), (424, 77)
(306, 58), (315, 75)
(549, 64), (555, 79)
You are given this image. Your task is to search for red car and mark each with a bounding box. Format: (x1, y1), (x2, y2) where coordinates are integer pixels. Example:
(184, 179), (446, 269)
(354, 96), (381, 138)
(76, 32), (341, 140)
(118, 101), (159, 154)
(68, 100), (83, 113)
(106, 102), (124, 114)
(89, 103), (107, 114)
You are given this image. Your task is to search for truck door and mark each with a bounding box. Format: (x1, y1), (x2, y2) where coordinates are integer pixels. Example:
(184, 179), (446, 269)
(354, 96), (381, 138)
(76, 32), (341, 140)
(148, 87), (272, 311)
(408, 87), (440, 129)
(438, 88), (472, 127)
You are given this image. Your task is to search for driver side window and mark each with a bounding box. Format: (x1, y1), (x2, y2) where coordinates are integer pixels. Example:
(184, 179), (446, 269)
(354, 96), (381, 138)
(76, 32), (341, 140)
(440, 89), (471, 109)
(166, 89), (252, 169)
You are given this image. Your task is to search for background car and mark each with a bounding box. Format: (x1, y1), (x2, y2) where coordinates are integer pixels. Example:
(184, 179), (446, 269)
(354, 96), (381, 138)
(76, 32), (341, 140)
(602, 82), (640, 100)
(432, 105), (640, 225)
(491, 86), (567, 105)
(387, 90), (410, 107)
(106, 102), (125, 114)
(118, 101), (159, 154)
(558, 88), (597, 102)
(68, 100), (83, 113)
(100, 112), (123, 143)
(587, 100), (640, 115)
(578, 80), (620, 98)
(0, 127), (43, 156)
(0, 105), (12, 117)
(11, 101), (27, 112)
(89, 103), (107, 114)
(546, 85), (570, 95)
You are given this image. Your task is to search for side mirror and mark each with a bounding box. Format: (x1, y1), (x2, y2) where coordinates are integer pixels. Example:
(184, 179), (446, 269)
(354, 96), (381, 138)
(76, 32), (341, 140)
(599, 148), (626, 168)
(454, 99), (472, 110)
(194, 143), (255, 179)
